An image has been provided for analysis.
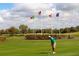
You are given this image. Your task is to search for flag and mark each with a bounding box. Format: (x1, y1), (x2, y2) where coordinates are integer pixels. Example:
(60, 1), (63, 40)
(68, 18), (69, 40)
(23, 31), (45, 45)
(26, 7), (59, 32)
(49, 14), (52, 17)
(56, 13), (59, 17)
(38, 11), (41, 15)
(30, 16), (35, 19)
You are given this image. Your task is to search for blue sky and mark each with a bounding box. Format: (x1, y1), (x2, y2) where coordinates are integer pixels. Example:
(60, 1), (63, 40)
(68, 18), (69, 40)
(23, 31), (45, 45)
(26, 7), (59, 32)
(0, 3), (14, 10)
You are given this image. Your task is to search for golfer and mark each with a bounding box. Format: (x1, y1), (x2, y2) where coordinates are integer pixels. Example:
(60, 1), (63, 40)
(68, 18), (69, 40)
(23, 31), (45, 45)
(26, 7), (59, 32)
(48, 35), (57, 54)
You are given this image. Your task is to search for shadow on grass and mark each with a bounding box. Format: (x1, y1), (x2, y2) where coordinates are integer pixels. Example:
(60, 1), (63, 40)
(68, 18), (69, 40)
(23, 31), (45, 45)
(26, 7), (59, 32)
(39, 51), (49, 54)
(38, 51), (55, 56)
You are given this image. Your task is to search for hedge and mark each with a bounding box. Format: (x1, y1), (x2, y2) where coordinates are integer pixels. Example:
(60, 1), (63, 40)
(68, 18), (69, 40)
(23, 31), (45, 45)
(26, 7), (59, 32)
(24, 34), (70, 40)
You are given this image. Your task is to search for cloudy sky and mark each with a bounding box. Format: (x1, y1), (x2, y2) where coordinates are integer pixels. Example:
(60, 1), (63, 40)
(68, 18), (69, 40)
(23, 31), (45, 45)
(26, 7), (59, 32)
(0, 3), (79, 29)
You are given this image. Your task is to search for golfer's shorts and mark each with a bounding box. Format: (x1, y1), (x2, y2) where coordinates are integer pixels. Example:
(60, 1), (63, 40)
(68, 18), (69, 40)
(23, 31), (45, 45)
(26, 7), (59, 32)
(51, 42), (56, 48)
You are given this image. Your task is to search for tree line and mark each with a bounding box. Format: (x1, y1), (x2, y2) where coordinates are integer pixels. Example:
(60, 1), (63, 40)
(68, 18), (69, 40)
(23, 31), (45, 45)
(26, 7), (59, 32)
(0, 24), (79, 35)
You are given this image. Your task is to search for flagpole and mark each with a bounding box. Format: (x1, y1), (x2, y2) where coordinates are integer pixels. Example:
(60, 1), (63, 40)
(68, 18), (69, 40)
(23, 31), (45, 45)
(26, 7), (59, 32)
(51, 20), (53, 35)
(56, 12), (60, 38)
(33, 20), (35, 35)
(39, 11), (43, 35)
(48, 14), (52, 35)
(34, 18), (37, 39)
(41, 19), (43, 35)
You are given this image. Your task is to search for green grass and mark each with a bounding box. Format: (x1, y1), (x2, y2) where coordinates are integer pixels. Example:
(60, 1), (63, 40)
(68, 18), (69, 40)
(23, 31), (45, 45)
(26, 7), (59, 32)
(0, 36), (79, 56)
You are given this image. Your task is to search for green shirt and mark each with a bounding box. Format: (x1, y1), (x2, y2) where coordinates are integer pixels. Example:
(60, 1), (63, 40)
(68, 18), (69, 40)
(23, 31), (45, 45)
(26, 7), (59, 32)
(50, 37), (56, 43)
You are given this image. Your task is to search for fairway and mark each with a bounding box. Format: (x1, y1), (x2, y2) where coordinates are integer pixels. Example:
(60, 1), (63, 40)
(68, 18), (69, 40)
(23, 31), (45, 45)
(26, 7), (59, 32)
(0, 36), (79, 56)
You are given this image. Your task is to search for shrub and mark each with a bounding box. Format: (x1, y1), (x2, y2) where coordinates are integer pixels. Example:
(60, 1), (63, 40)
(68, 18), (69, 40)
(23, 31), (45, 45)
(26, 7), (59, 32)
(0, 36), (6, 42)
(25, 34), (67, 40)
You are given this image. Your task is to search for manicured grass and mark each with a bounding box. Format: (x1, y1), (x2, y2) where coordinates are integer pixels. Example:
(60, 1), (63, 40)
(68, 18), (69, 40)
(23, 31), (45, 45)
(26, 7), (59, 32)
(0, 36), (79, 56)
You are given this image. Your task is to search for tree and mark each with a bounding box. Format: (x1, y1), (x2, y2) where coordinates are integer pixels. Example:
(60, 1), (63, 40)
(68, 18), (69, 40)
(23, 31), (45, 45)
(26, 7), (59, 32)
(70, 27), (77, 32)
(76, 26), (79, 31)
(19, 24), (28, 34)
(60, 28), (64, 33)
(8, 27), (19, 36)
(53, 29), (59, 33)
(27, 28), (33, 33)
(44, 28), (51, 33)
(36, 29), (41, 33)
(5, 29), (9, 34)
(0, 29), (5, 35)
(62, 28), (71, 33)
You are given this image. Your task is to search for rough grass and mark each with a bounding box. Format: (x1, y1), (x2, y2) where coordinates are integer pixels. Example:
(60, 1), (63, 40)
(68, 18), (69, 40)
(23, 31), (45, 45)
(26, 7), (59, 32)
(0, 36), (79, 56)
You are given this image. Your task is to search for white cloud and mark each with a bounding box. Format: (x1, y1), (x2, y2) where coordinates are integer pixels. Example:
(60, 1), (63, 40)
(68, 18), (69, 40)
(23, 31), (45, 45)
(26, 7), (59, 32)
(15, 3), (53, 10)
(0, 3), (79, 29)
(13, 3), (55, 16)
(0, 16), (4, 22)
(0, 10), (11, 18)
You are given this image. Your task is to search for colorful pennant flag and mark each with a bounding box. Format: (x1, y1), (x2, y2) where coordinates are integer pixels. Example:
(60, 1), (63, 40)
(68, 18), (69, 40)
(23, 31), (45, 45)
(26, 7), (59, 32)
(49, 14), (52, 17)
(56, 13), (59, 17)
(38, 11), (41, 15)
(30, 16), (35, 19)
